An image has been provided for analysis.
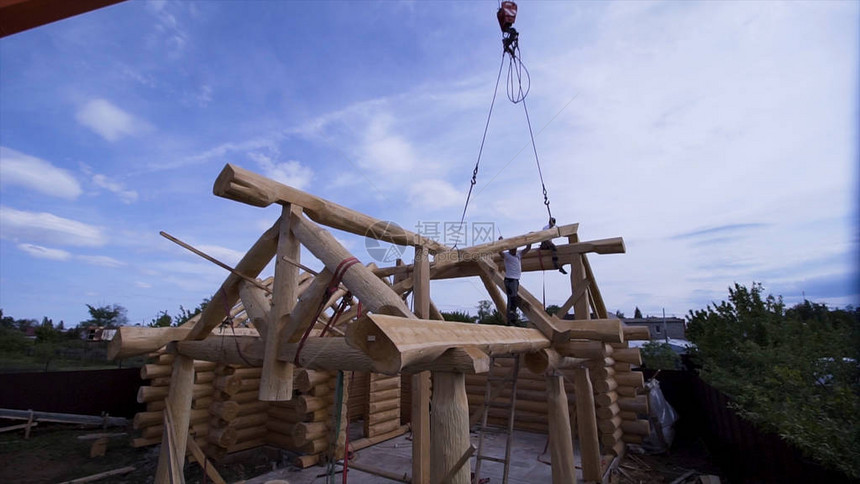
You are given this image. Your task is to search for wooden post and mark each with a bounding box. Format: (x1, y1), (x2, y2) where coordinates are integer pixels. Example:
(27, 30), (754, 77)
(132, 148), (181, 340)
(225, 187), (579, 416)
(573, 368), (601, 482)
(430, 372), (470, 484)
(569, 236), (591, 320)
(260, 204), (300, 400)
(412, 246), (431, 484)
(546, 374), (576, 484)
(155, 353), (194, 484)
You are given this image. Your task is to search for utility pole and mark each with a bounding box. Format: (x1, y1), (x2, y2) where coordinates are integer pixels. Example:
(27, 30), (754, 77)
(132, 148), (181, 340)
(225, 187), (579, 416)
(662, 308), (669, 343)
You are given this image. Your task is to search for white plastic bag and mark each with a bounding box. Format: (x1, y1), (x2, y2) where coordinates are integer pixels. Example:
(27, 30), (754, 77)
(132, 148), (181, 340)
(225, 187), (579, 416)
(641, 377), (678, 453)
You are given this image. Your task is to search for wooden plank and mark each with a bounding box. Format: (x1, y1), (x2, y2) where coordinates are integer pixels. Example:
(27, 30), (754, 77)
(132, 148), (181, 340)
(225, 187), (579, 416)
(186, 438), (226, 484)
(440, 444), (477, 484)
(55, 466), (135, 484)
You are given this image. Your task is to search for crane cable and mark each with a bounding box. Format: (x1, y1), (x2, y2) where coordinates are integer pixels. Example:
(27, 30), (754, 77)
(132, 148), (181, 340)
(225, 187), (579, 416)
(456, 7), (554, 239)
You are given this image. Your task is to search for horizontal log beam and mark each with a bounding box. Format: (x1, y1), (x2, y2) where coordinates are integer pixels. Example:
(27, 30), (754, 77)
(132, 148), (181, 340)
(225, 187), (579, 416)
(346, 314), (550, 374)
(109, 326), (259, 360)
(214, 164), (447, 253)
(432, 223), (578, 266)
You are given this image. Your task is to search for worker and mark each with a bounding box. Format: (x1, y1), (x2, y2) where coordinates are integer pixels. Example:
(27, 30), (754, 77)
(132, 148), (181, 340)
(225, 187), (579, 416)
(540, 217), (567, 275)
(500, 236), (531, 326)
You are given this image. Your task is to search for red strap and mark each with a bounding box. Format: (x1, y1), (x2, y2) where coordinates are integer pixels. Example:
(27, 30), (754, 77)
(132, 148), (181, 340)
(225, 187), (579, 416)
(294, 257), (360, 365)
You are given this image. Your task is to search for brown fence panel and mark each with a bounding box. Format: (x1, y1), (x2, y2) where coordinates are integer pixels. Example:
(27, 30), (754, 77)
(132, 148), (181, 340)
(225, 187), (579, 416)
(0, 368), (144, 418)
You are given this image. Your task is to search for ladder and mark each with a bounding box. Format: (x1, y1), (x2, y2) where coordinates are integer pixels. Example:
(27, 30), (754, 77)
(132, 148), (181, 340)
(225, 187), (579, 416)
(474, 354), (521, 484)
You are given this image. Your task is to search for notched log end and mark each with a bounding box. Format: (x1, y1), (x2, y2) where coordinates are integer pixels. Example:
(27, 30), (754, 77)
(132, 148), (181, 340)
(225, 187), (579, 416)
(214, 164), (274, 207)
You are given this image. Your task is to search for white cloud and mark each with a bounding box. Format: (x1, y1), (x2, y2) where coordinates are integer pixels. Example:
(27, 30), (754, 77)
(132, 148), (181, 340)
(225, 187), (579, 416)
(408, 179), (463, 211)
(75, 99), (150, 141)
(17, 243), (71, 261)
(250, 152), (313, 190)
(92, 174), (139, 203)
(195, 244), (245, 267)
(135, 281), (152, 289)
(0, 206), (106, 247)
(0, 147), (82, 199)
(77, 255), (126, 268)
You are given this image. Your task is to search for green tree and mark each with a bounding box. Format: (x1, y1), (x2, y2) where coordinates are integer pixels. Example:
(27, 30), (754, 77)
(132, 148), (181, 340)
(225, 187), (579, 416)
(634, 307), (643, 318)
(476, 300), (505, 325)
(441, 310), (476, 323)
(545, 304), (561, 316)
(687, 283), (860, 479)
(148, 310), (173, 328)
(614, 310), (625, 319)
(173, 298), (210, 326)
(640, 341), (679, 370)
(34, 317), (61, 343)
(81, 304), (128, 328)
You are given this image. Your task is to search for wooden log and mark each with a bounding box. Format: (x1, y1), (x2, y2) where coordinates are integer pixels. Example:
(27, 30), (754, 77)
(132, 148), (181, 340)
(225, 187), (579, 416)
(430, 372), (470, 484)
(232, 413), (268, 429)
(237, 280), (270, 335)
(569, 250), (591, 320)
(259, 204), (300, 401)
(238, 378), (261, 392)
(290, 213), (416, 319)
(573, 368), (601, 482)
(268, 406), (327, 424)
(149, 377), (171, 387)
(266, 432), (296, 449)
(299, 436), (328, 455)
(295, 369), (332, 393)
(555, 340), (612, 359)
(346, 314), (549, 374)
(232, 367), (263, 378)
(369, 376), (401, 392)
(622, 324), (650, 341)
(615, 363), (633, 372)
(367, 418), (402, 437)
(194, 371), (215, 384)
(235, 425), (267, 443)
(214, 375), (242, 396)
(175, 336), (264, 367)
(595, 391), (618, 407)
(594, 377), (618, 393)
(367, 408), (400, 423)
(618, 395), (649, 415)
(208, 425), (238, 448)
(523, 348), (588, 374)
(209, 401), (240, 421)
(292, 421), (328, 443)
(231, 390), (262, 404)
(620, 411), (637, 421)
(597, 415), (622, 434)
(214, 163), (447, 252)
(134, 408), (208, 429)
(614, 371), (645, 388)
(617, 386), (637, 397)
(411, 248), (431, 484)
(368, 398), (400, 414)
(188, 218), (280, 340)
(293, 453), (320, 468)
(554, 318), (624, 343)
(612, 348), (642, 365)
(608, 439), (625, 457)
(600, 427), (623, 446)
(155, 354), (194, 484)
(621, 419), (651, 436)
(141, 364), (172, 380)
(478, 269), (507, 318)
(227, 437), (265, 453)
(267, 419), (295, 436)
(433, 223), (578, 267)
(546, 375), (576, 484)
(596, 403), (620, 420)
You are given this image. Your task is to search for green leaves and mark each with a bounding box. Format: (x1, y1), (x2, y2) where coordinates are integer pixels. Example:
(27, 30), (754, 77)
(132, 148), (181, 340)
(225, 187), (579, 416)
(687, 283), (860, 478)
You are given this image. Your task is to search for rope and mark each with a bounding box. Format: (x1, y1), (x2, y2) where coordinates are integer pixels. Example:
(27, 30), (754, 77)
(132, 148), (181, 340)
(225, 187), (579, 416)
(294, 257), (360, 365)
(218, 288), (254, 367)
(454, 52), (506, 248)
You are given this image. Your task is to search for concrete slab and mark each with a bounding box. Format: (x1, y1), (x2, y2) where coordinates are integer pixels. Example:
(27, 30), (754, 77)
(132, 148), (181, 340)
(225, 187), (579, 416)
(245, 427), (585, 484)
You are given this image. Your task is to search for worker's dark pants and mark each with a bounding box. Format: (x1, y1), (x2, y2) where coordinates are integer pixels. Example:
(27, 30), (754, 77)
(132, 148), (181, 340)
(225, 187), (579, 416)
(540, 241), (561, 270)
(504, 277), (520, 325)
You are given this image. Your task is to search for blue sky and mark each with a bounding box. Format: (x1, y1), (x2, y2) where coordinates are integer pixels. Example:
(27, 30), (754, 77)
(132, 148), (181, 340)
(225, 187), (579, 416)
(1, 0), (857, 326)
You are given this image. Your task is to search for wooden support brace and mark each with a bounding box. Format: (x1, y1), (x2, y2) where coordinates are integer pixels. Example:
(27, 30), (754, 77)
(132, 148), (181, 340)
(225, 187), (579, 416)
(573, 367), (601, 482)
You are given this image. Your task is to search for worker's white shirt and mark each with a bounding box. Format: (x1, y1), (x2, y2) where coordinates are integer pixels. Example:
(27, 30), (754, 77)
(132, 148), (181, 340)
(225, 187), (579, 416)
(543, 224), (551, 230)
(503, 251), (523, 280)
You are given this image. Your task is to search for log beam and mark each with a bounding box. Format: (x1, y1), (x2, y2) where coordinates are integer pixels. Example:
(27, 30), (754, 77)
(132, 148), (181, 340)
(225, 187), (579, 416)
(430, 372), (470, 484)
(214, 164), (447, 253)
(546, 374), (576, 484)
(154, 353), (194, 483)
(412, 246), (431, 484)
(346, 314), (550, 374)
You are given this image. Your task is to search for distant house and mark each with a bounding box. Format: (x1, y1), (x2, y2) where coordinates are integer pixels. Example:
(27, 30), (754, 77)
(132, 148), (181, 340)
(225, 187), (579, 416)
(81, 326), (116, 342)
(623, 317), (687, 340)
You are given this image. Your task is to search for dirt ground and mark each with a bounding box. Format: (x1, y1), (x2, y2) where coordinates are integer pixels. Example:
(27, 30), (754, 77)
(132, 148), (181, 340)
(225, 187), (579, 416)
(1, 422), (725, 484)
